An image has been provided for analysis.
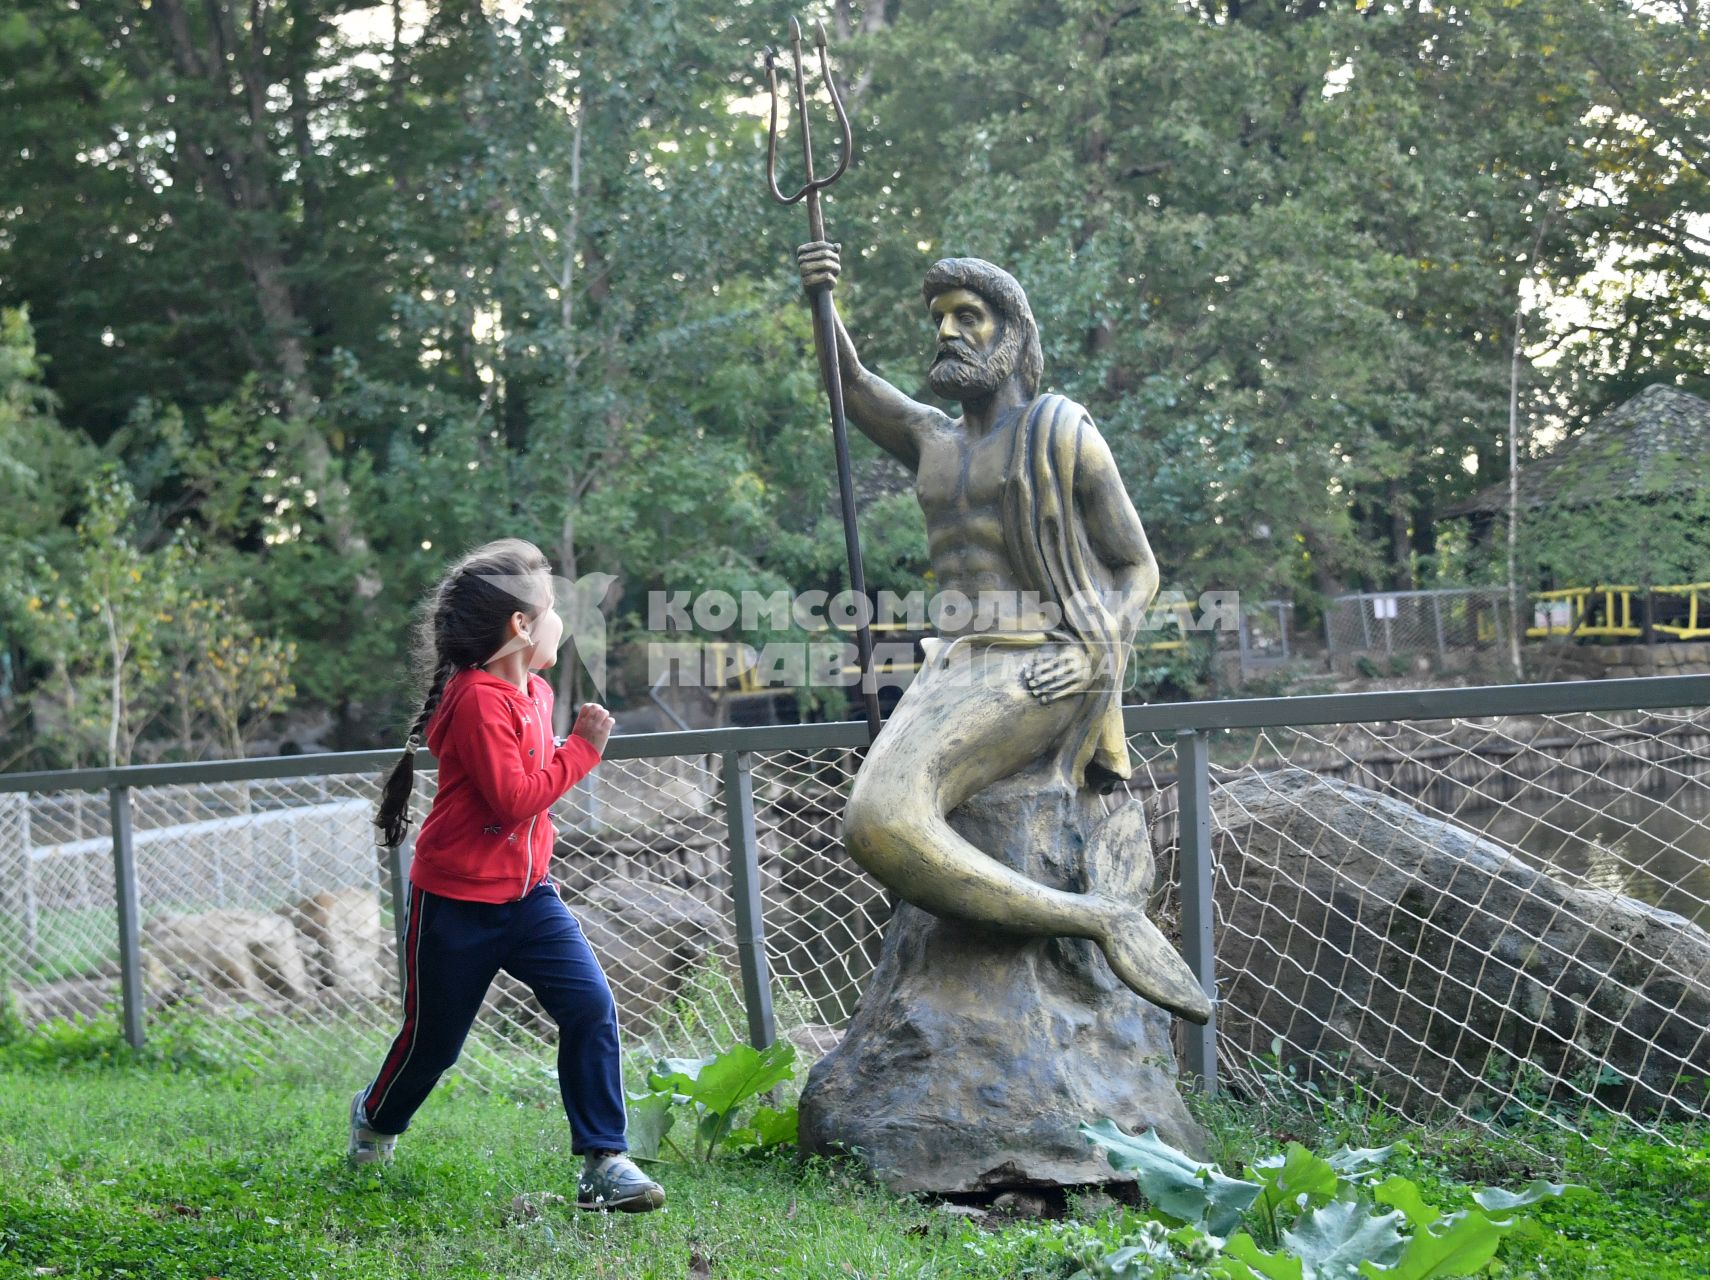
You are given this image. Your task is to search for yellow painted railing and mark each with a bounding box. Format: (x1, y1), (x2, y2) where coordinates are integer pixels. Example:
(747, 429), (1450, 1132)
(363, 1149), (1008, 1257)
(1525, 585), (1643, 640)
(1140, 601), (1197, 653)
(1523, 582), (1710, 641)
(705, 624), (925, 696)
(1651, 582), (1710, 640)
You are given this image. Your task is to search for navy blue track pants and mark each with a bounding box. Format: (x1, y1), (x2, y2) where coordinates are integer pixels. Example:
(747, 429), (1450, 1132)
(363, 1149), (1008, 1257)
(361, 879), (628, 1154)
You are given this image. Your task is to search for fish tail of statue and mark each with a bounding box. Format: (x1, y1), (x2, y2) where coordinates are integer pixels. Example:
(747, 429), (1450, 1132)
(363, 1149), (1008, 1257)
(847, 779), (1213, 1024)
(1090, 895), (1214, 1026)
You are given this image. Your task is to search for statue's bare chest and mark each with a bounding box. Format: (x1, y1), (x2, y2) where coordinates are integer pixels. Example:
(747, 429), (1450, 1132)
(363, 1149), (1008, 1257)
(914, 425), (1013, 525)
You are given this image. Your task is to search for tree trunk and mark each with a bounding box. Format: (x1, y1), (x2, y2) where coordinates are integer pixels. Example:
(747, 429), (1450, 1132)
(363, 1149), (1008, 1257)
(1389, 481), (1415, 590)
(832, 0), (888, 105)
(103, 599), (123, 768)
(145, 0), (375, 585)
(1507, 199), (1554, 680)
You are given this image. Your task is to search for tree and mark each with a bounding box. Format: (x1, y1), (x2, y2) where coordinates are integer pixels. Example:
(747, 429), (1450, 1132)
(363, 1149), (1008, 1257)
(164, 587), (297, 761)
(829, 0), (1656, 600)
(5, 473), (193, 767)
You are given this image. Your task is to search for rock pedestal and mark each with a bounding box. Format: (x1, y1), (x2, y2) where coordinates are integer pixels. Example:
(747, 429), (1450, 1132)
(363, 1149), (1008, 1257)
(798, 767), (1203, 1194)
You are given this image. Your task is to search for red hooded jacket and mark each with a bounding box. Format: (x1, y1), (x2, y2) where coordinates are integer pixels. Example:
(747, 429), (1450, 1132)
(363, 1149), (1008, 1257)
(410, 667), (601, 903)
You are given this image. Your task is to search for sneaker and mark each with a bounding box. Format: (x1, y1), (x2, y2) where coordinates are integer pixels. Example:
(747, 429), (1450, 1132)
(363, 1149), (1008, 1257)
(576, 1150), (665, 1213)
(348, 1090), (396, 1166)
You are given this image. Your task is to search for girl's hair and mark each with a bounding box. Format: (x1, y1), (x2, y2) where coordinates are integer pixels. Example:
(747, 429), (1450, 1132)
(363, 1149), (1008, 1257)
(374, 537), (553, 848)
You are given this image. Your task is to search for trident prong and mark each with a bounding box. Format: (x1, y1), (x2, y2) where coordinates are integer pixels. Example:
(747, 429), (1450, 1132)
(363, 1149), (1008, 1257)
(765, 17), (852, 217)
(761, 17), (880, 740)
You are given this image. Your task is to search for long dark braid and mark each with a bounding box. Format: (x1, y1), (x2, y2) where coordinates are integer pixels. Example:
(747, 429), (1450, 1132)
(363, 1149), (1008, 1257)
(374, 538), (553, 849)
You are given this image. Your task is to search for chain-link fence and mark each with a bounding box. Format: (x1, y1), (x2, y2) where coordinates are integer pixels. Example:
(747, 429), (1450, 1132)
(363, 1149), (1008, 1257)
(1126, 683), (1710, 1147)
(1325, 587), (1517, 671)
(0, 739), (882, 1095)
(3, 678), (1708, 1147)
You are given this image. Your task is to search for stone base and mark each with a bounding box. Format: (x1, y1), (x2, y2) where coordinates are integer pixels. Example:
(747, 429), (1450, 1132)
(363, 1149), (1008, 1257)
(798, 770), (1204, 1194)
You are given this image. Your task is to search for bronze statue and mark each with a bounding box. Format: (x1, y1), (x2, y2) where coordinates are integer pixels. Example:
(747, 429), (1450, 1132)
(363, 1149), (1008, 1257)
(796, 241), (1212, 1027)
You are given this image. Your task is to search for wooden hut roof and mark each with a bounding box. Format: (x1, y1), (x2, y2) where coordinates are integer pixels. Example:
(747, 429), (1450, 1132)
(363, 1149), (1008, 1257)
(1443, 384), (1710, 518)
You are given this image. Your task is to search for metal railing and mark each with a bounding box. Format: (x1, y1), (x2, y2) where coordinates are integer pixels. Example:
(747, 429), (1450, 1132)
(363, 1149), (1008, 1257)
(3, 675), (1708, 1143)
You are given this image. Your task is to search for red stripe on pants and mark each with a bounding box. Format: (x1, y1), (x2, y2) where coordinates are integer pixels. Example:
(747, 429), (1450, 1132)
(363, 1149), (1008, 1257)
(366, 884), (424, 1113)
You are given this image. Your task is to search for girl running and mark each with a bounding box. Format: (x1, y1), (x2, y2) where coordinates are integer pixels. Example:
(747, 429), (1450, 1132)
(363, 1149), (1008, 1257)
(354, 537), (663, 1213)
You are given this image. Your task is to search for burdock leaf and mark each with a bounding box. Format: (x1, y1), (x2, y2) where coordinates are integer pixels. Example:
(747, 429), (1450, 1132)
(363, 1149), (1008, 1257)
(1327, 1144), (1403, 1183)
(1373, 1176), (1442, 1229)
(1224, 1232), (1308, 1279)
(646, 1041), (796, 1119)
(1357, 1208), (1512, 1279)
(1282, 1197), (1406, 1274)
(623, 1090), (675, 1162)
(1080, 1119), (1262, 1236)
(1471, 1179), (1579, 1214)
(1250, 1143), (1341, 1223)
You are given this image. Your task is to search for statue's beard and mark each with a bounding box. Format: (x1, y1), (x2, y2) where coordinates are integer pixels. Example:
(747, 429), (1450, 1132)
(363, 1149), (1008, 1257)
(928, 326), (1020, 402)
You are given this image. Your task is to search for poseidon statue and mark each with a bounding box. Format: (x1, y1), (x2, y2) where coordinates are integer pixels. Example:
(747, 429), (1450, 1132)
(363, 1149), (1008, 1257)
(796, 239), (1210, 1027)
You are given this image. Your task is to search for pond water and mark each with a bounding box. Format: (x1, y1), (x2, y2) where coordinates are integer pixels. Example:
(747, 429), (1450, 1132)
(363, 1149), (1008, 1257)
(1469, 785), (1710, 929)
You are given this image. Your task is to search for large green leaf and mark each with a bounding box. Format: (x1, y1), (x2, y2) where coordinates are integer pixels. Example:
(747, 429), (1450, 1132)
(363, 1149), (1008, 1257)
(622, 1090), (675, 1162)
(1281, 1197), (1407, 1276)
(1224, 1232), (1309, 1279)
(1327, 1145), (1404, 1184)
(1079, 1119), (1262, 1237)
(728, 1104), (799, 1151)
(1250, 1143), (1342, 1223)
(1471, 1179), (1579, 1215)
(1357, 1208), (1511, 1280)
(1373, 1177), (1442, 1230)
(646, 1040), (796, 1119)
(647, 1055), (716, 1102)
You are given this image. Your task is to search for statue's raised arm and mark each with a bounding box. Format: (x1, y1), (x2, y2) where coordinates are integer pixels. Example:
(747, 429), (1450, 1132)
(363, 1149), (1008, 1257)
(797, 240), (950, 473)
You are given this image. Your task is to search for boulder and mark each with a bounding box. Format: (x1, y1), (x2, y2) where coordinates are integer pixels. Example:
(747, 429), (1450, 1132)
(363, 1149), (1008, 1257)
(799, 772), (1204, 1195)
(784, 1022), (844, 1066)
(571, 878), (733, 1032)
(282, 888), (385, 997)
(1210, 769), (1710, 1118)
(459, 880), (733, 1039)
(143, 908), (314, 1003)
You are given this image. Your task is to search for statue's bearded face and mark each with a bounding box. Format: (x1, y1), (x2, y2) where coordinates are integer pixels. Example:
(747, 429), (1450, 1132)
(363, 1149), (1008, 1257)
(927, 287), (1019, 402)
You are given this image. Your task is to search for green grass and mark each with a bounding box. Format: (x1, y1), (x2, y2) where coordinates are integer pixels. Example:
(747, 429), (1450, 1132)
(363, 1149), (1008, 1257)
(16, 905), (118, 982)
(0, 1018), (1705, 1279)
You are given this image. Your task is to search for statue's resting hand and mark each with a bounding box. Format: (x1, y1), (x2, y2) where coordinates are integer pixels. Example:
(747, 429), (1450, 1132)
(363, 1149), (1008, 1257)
(797, 240), (841, 293)
(1022, 648), (1095, 704)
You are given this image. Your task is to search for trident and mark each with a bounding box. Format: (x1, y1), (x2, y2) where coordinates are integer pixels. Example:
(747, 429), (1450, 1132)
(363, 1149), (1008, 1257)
(765, 18), (881, 741)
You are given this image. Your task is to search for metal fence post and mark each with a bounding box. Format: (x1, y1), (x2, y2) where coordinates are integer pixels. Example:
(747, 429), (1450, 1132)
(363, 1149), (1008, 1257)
(0, 792), (34, 972)
(21, 794), (36, 965)
(721, 750), (776, 1049)
(109, 785), (145, 1049)
(1175, 729), (1217, 1095)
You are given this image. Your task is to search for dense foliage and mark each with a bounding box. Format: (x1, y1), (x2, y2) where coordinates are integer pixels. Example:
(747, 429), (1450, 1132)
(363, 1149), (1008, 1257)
(0, 0), (1703, 763)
